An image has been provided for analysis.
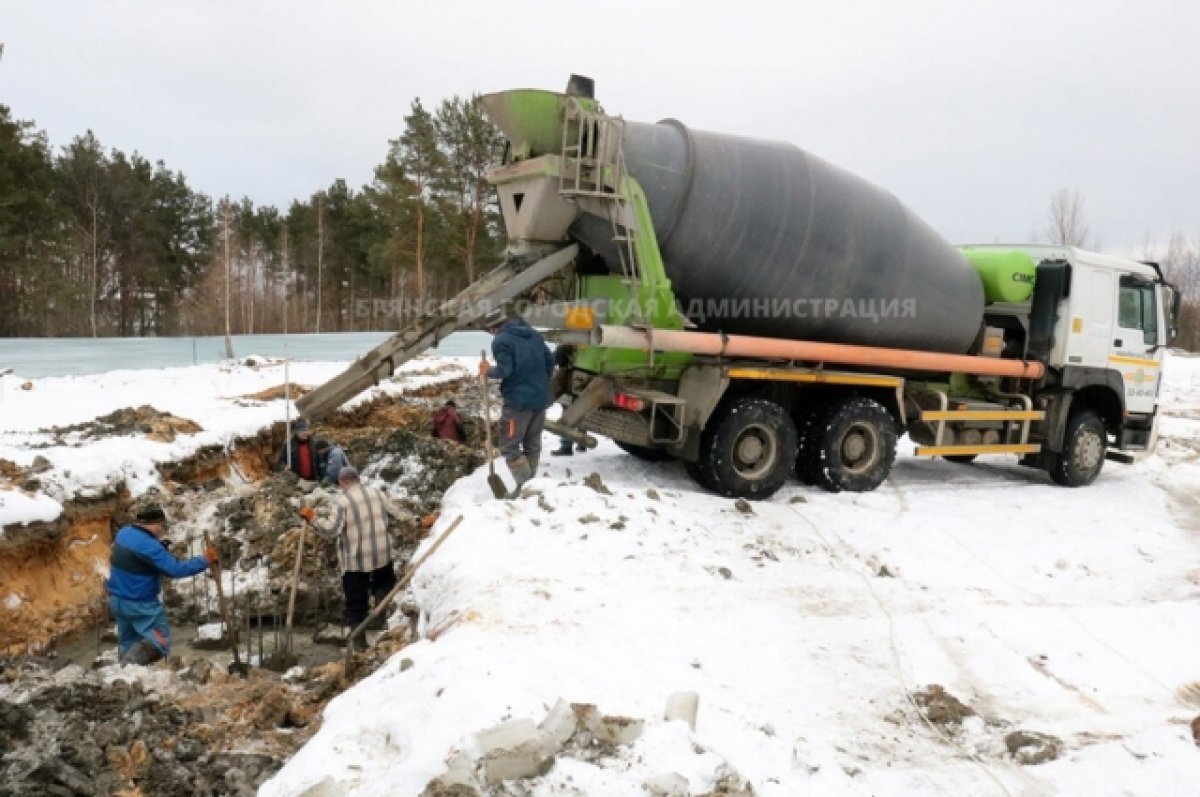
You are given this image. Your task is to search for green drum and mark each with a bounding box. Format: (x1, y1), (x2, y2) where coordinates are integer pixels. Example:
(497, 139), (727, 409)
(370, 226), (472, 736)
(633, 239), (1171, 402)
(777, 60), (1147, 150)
(961, 247), (1036, 304)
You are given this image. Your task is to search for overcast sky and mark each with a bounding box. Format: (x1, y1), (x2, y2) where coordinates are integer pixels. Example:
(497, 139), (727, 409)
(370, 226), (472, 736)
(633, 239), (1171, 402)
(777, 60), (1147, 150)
(3, 1), (1198, 255)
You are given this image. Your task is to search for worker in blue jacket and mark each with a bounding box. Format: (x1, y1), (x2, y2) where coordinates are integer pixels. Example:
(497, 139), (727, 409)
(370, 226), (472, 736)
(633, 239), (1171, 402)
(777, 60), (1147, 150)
(106, 505), (217, 665)
(478, 307), (554, 497)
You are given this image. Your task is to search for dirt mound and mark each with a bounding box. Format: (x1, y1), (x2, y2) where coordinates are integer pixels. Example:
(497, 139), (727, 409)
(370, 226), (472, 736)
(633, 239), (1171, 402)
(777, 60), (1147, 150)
(912, 684), (975, 728)
(0, 660), (336, 797)
(44, 405), (203, 443)
(240, 384), (312, 402)
(356, 430), (484, 511)
(0, 459), (24, 485)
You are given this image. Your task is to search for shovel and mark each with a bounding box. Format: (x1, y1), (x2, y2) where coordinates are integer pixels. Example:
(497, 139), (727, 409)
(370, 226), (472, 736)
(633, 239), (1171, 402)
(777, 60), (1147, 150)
(283, 518), (308, 655)
(265, 517), (307, 671)
(203, 528), (248, 677)
(480, 351), (507, 499)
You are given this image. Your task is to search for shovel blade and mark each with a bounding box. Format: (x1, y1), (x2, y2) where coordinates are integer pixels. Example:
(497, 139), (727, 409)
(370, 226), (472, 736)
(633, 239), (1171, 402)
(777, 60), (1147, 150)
(487, 473), (508, 499)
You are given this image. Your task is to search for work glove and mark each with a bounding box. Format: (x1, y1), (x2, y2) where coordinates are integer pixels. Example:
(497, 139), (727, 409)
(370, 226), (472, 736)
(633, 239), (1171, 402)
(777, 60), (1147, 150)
(299, 505), (315, 522)
(420, 513), (438, 530)
(477, 360), (490, 377)
(204, 546), (219, 566)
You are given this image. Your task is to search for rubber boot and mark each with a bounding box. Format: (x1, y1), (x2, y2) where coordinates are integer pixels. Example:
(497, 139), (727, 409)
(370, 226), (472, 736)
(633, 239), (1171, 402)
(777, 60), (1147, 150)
(527, 454), (540, 475)
(550, 440), (574, 457)
(120, 638), (164, 666)
(505, 456), (533, 500)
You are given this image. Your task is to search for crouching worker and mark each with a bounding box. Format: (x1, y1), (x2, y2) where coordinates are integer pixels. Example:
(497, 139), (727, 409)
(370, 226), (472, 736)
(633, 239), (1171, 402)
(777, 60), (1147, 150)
(106, 505), (217, 665)
(299, 467), (417, 651)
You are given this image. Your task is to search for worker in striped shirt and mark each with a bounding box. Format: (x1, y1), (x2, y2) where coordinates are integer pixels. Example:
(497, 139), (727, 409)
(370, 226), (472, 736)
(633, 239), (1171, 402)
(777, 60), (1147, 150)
(300, 466), (412, 650)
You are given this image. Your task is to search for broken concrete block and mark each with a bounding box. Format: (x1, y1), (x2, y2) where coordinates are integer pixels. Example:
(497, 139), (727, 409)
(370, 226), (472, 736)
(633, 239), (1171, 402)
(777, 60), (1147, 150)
(540, 698), (578, 748)
(476, 718), (557, 784)
(571, 703), (645, 746)
(420, 750), (481, 796)
(644, 772), (689, 796)
(664, 691), (699, 731)
(709, 764), (754, 796)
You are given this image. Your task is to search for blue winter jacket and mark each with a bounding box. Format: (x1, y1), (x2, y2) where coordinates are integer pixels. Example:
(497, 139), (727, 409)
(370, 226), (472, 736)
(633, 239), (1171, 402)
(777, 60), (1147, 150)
(106, 525), (209, 603)
(488, 319), (554, 411)
(322, 444), (350, 485)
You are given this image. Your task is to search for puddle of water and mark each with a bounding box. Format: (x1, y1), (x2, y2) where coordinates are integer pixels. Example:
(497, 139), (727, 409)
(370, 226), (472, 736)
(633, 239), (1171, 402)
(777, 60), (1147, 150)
(51, 620), (347, 673)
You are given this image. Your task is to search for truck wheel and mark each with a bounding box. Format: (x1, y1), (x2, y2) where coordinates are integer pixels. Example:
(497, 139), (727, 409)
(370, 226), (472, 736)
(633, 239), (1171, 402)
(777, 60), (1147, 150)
(1050, 409), (1105, 487)
(616, 441), (673, 462)
(809, 398), (897, 493)
(693, 398), (798, 499)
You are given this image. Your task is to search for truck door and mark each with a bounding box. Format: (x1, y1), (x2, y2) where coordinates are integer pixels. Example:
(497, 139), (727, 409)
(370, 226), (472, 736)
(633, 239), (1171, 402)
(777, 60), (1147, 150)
(1111, 274), (1161, 414)
(1065, 265), (1114, 367)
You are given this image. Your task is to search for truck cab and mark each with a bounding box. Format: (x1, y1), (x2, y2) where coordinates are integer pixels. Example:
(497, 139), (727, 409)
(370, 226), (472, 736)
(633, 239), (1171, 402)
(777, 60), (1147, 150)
(970, 245), (1177, 482)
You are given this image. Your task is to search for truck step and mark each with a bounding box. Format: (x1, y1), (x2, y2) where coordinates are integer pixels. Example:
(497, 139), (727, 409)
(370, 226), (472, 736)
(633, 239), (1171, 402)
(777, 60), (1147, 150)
(919, 409), (1044, 422)
(914, 443), (1041, 457)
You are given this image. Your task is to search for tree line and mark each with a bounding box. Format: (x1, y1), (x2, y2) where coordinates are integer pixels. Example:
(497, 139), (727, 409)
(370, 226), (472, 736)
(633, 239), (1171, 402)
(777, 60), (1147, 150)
(4, 101), (1200, 349)
(0, 96), (503, 338)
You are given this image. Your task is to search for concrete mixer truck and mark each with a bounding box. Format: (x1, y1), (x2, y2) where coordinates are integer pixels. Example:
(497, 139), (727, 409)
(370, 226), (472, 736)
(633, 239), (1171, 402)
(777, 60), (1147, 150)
(298, 75), (1180, 499)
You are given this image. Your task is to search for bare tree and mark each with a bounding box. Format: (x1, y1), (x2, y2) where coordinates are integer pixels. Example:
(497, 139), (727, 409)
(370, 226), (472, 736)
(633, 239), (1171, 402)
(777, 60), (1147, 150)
(1044, 188), (1091, 247)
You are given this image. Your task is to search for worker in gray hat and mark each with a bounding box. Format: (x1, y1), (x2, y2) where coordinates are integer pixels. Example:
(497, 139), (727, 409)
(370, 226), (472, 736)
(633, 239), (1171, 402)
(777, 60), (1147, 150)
(299, 467), (429, 650)
(478, 307), (555, 497)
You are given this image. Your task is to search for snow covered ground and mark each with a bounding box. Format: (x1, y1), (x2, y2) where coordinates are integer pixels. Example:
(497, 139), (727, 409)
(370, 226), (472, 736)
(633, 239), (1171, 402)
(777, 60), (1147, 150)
(0, 355), (472, 530)
(3, 349), (1199, 795)
(261, 353), (1200, 797)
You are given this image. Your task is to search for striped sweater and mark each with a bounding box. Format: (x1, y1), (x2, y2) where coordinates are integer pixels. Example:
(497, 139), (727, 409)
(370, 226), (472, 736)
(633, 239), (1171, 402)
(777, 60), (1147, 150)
(311, 483), (411, 573)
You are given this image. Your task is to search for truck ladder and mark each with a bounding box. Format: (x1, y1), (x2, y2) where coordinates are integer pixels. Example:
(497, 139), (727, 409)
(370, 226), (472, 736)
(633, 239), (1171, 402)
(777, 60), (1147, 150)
(559, 98), (647, 325)
(296, 244), (579, 420)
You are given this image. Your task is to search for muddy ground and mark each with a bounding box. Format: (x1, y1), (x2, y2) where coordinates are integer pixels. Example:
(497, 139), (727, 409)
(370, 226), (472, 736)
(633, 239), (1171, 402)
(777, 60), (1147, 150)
(0, 372), (487, 796)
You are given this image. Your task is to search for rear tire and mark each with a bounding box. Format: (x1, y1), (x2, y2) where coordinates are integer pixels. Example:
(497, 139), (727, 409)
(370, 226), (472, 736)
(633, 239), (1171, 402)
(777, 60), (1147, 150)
(808, 397), (897, 493)
(1050, 408), (1105, 487)
(691, 398), (798, 499)
(616, 441), (673, 462)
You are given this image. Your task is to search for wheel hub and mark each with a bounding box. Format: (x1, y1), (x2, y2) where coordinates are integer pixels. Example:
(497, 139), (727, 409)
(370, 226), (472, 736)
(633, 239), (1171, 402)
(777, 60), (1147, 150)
(733, 424), (776, 479)
(839, 423), (879, 475)
(1074, 430), (1103, 471)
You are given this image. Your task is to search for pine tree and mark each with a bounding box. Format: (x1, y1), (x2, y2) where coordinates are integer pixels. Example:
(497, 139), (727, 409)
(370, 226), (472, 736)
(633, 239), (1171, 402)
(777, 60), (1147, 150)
(436, 95), (504, 284)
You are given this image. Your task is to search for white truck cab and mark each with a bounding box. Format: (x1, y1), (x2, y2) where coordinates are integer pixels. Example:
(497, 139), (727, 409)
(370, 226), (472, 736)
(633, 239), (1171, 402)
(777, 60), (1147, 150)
(972, 244), (1178, 482)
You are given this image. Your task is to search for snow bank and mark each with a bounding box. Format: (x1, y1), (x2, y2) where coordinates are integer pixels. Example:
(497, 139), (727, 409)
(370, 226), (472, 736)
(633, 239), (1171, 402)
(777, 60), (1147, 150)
(0, 355), (473, 531)
(0, 486), (61, 527)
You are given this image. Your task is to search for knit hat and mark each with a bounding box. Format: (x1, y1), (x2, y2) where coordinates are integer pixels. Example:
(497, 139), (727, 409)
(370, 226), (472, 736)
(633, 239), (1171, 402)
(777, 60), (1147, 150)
(480, 308), (507, 330)
(136, 505), (167, 524)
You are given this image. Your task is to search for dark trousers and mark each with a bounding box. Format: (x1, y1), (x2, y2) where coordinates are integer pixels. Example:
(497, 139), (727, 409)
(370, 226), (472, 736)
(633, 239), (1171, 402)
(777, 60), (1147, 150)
(499, 405), (546, 462)
(341, 563), (397, 628)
